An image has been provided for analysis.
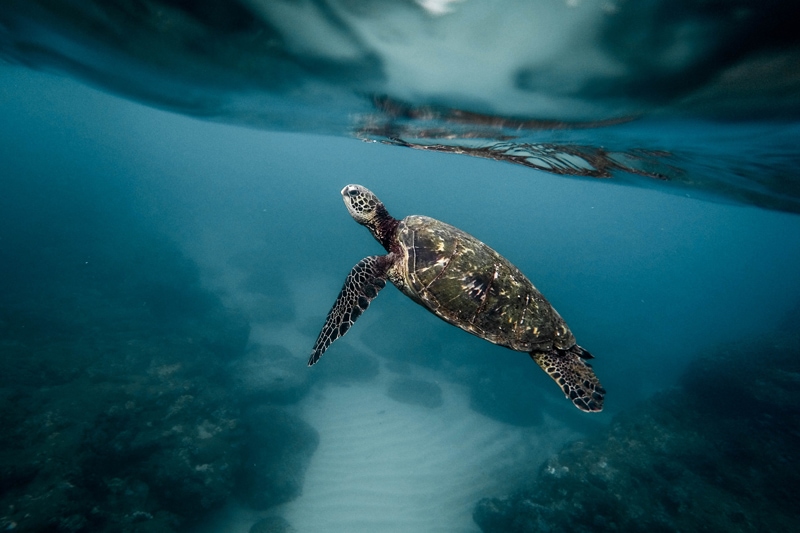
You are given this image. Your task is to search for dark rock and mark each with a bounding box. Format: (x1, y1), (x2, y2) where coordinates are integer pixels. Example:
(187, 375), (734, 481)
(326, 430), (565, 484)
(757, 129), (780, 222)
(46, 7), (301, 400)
(81, 392), (243, 521)
(249, 515), (296, 533)
(681, 337), (800, 418)
(237, 407), (320, 510)
(0, 165), (254, 533)
(473, 331), (800, 533)
(0, 461), (38, 498)
(386, 378), (443, 408)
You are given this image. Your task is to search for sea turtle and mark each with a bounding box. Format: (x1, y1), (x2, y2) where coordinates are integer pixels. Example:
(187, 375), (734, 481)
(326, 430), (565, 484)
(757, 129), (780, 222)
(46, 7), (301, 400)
(309, 185), (605, 412)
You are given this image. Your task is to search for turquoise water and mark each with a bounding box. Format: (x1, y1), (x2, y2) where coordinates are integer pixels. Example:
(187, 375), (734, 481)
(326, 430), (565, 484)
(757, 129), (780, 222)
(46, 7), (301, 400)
(1, 2), (799, 532)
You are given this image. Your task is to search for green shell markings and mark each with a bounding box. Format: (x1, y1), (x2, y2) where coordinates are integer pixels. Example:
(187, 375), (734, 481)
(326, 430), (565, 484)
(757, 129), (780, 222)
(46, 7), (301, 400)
(309, 184), (605, 413)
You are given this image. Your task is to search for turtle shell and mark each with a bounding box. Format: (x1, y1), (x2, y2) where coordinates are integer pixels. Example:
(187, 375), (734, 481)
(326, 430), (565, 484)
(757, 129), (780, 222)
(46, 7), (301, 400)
(395, 215), (575, 353)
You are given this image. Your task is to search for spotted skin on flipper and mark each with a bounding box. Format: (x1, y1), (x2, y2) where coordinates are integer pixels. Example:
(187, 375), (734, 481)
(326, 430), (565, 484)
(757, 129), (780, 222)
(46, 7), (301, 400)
(308, 255), (391, 366)
(531, 346), (605, 412)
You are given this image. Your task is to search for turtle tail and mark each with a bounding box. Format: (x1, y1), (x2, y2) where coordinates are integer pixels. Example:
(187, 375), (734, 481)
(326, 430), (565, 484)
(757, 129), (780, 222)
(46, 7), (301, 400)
(531, 345), (605, 412)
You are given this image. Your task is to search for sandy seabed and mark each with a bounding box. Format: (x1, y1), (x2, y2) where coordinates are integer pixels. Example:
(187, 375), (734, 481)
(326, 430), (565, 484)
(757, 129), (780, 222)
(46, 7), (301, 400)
(193, 270), (583, 533)
(199, 362), (580, 533)
(287, 375), (577, 533)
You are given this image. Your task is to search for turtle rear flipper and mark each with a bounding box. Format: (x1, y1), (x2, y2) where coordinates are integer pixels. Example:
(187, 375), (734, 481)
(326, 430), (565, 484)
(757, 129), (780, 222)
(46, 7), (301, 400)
(531, 346), (605, 412)
(308, 255), (392, 366)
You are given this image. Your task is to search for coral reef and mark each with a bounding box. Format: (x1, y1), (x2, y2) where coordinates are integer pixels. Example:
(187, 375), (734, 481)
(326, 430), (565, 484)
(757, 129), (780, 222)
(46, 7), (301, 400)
(0, 261), (249, 530)
(473, 326), (800, 532)
(0, 177), (319, 531)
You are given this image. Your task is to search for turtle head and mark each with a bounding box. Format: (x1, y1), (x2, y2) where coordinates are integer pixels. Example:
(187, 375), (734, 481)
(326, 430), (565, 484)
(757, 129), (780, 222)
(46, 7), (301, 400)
(341, 184), (398, 249)
(341, 184), (384, 226)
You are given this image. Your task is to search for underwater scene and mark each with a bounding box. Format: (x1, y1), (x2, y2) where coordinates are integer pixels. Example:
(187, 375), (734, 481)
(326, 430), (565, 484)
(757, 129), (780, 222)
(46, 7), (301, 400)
(1, 1), (800, 532)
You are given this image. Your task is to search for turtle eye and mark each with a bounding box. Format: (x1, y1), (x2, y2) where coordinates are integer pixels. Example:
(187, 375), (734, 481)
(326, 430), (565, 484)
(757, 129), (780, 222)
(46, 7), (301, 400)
(347, 189), (360, 197)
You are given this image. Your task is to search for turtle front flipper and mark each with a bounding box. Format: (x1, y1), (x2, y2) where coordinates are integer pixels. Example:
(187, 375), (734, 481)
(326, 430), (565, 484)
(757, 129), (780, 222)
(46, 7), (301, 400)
(309, 255), (392, 366)
(531, 346), (606, 412)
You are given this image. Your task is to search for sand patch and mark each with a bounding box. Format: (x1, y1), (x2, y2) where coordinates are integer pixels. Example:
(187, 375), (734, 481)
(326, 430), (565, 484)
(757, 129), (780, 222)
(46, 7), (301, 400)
(280, 366), (580, 532)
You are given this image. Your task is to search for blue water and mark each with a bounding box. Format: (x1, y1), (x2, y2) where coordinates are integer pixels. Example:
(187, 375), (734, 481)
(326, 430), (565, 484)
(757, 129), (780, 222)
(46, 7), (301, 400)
(1, 2), (799, 532)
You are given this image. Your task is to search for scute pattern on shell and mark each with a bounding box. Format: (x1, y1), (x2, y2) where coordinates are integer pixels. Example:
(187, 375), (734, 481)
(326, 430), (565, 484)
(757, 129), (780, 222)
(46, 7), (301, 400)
(397, 216), (575, 352)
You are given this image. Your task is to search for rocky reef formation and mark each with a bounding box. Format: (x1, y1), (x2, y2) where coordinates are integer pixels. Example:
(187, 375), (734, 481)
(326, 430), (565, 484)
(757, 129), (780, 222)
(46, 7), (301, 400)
(473, 318), (800, 532)
(0, 239), (245, 530)
(0, 175), (320, 532)
(237, 406), (320, 510)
